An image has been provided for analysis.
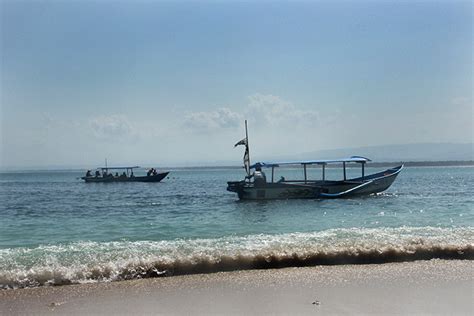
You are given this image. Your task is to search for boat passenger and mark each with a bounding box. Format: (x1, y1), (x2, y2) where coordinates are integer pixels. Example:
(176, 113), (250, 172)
(121, 172), (127, 178)
(152, 168), (157, 176)
(147, 169), (152, 176)
(278, 176), (285, 183)
(95, 170), (100, 177)
(85, 170), (92, 177)
(130, 171), (134, 177)
(253, 164), (266, 187)
(115, 172), (119, 177)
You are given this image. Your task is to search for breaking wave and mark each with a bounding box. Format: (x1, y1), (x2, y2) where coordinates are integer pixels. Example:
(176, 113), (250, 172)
(1, 226), (472, 289)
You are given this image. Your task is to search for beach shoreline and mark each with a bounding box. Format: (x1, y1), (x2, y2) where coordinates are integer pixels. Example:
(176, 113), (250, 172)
(1, 259), (472, 315)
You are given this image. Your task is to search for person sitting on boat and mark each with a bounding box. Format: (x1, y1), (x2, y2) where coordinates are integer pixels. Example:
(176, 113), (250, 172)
(147, 169), (152, 176)
(278, 176), (285, 183)
(121, 172), (127, 178)
(253, 164), (266, 187)
(152, 168), (158, 176)
(115, 172), (119, 177)
(95, 170), (100, 177)
(85, 170), (92, 177)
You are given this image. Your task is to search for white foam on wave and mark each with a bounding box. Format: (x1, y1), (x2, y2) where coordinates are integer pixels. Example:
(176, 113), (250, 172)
(0, 226), (472, 289)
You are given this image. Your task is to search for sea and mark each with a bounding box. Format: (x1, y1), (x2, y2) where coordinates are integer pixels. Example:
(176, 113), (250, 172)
(0, 166), (473, 289)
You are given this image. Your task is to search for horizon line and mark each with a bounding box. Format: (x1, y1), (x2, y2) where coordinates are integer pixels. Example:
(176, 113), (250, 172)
(1, 160), (473, 173)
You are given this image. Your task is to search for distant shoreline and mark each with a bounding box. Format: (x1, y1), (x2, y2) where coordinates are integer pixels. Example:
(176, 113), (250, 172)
(0, 160), (473, 172)
(361, 160), (474, 168)
(172, 160), (474, 170)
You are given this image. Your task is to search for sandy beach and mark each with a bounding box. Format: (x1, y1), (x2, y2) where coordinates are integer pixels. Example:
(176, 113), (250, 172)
(1, 259), (472, 315)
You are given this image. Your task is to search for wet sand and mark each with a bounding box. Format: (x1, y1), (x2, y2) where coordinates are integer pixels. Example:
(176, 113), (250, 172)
(1, 259), (472, 315)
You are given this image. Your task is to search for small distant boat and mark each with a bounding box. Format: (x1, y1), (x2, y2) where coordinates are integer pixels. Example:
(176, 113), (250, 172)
(81, 166), (169, 183)
(227, 121), (403, 200)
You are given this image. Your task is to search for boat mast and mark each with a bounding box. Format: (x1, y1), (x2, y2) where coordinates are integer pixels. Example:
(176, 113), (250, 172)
(245, 120), (251, 178)
(245, 120), (249, 164)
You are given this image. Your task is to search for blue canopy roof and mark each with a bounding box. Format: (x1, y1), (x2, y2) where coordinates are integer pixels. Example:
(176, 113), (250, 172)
(250, 156), (371, 169)
(99, 166), (140, 170)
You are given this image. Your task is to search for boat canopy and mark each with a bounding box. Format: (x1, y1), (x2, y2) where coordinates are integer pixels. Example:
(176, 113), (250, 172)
(99, 166), (140, 170)
(250, 156), (371, 169)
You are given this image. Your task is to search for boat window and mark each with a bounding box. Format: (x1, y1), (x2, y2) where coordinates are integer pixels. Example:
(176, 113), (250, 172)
(303, 164), (319, 182)
(321, 163), (365, 181)
(270, 167), (302, 182)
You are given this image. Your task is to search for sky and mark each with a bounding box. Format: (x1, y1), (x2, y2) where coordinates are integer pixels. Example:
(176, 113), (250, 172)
(1, 0), (472, 168)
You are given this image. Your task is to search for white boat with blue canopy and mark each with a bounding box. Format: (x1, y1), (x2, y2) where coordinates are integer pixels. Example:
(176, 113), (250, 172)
(227, 121), (403, 200)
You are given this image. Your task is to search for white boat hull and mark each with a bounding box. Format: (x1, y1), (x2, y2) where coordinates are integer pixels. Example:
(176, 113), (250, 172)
(228, 165), (403, 200)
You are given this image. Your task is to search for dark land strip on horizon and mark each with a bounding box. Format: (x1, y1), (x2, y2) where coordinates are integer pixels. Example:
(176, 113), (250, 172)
(0, 160), (473, 173)
(175, 160), (474, 170)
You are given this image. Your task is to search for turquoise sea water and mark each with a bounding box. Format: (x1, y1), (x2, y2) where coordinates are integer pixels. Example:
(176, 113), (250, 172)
(0, 166), (473, 288)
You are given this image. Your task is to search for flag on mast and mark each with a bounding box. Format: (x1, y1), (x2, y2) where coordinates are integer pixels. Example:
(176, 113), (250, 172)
(243, 146), (250, 176)
(234, 138), (247, 147)
(234, 120), (251, 176)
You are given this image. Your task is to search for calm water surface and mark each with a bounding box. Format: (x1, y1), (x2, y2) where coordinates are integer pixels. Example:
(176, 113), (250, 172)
(0, 166), (472, 288)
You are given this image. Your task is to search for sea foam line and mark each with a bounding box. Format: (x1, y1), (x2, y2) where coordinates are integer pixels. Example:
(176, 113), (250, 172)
(0, 226), (472, 289)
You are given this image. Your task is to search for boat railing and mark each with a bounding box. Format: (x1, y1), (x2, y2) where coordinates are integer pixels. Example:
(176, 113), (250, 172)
(269, 180), (324, 184)
(274, 179), (311, 183)
(268, 179), (361, 184)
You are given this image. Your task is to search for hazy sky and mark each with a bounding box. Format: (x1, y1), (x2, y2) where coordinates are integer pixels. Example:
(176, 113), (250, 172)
(1, 0), (472, 168)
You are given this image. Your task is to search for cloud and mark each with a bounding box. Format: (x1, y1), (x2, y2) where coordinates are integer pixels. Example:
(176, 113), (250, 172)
(451, 96), (472, 107)
(183, 107), (243, 131)
(182, 94), (321, 134)
(245, 93), (320, 128)
(89, 115), (135, 140)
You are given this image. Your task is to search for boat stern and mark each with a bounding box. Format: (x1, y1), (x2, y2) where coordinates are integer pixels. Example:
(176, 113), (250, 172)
(227, 181), (246, 199)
